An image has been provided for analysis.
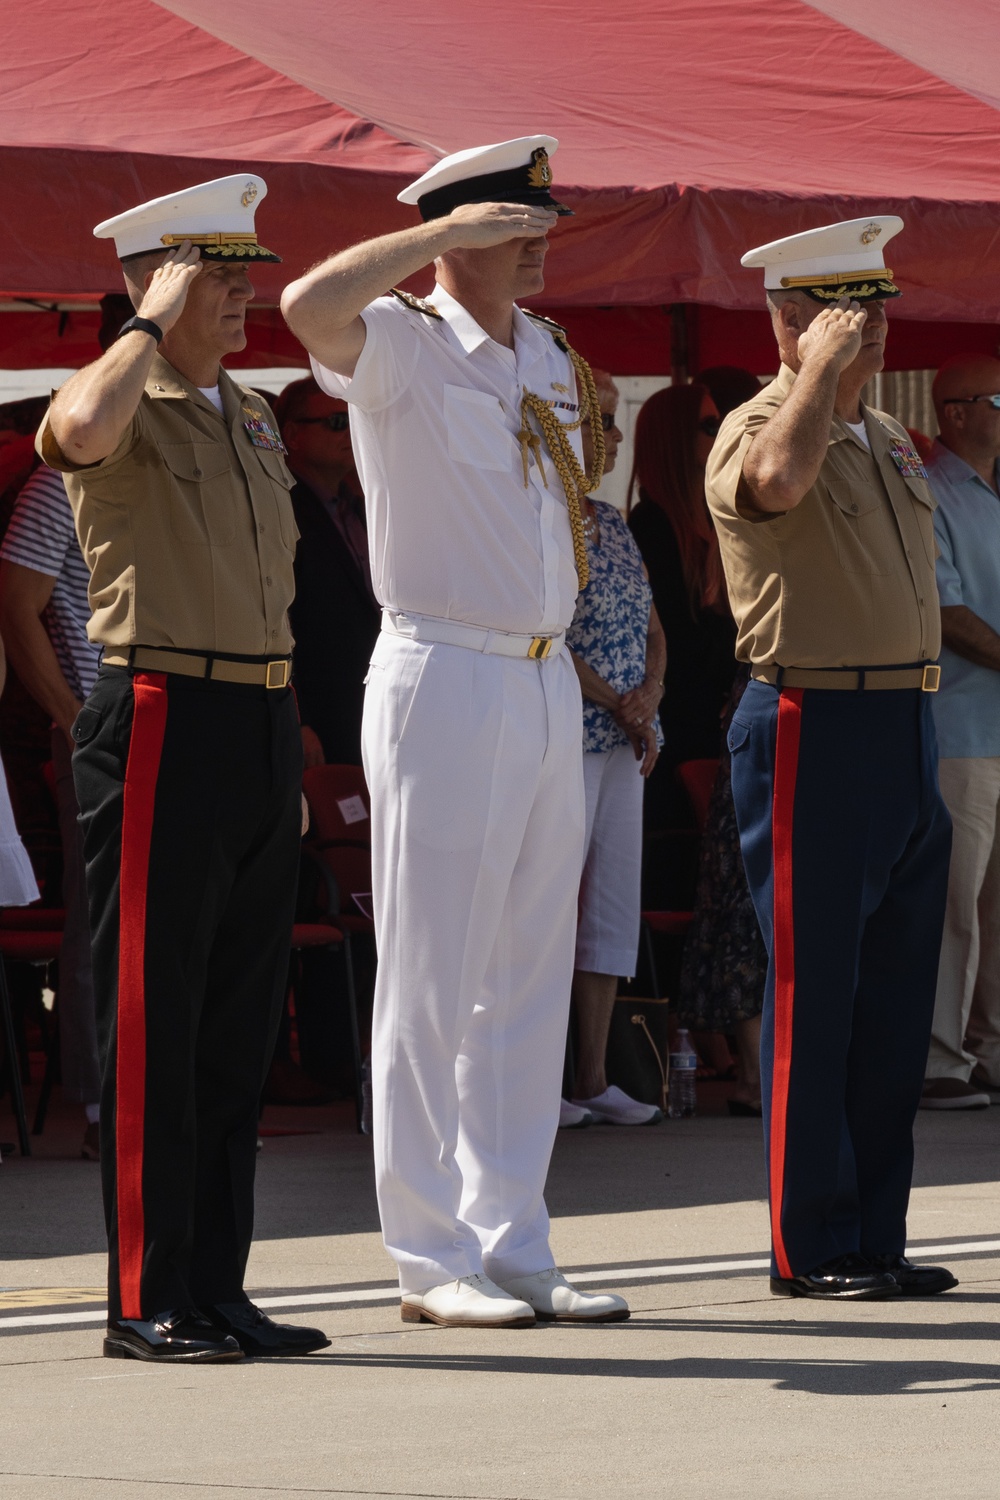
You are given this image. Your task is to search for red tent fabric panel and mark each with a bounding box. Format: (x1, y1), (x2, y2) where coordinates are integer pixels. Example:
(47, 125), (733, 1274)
(4, 0), (1000, 316)
(149, 0), (1000, 316)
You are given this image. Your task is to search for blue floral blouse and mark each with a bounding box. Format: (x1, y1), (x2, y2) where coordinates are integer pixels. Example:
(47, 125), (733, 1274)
(566, 500), (663, 754)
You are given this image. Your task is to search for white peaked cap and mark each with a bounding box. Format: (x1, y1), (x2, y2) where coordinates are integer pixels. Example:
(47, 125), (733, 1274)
(741, 216), (904, 298)
(93, 175), (280, 262)
(397, 136), (570, 219)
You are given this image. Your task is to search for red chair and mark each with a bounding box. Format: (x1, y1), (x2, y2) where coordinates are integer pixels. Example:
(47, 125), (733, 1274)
(302, 764), (371, 848)
(639, 758), (720, 999)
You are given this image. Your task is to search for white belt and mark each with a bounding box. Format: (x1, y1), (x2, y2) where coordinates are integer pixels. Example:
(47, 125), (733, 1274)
(381, 609), (565, 661)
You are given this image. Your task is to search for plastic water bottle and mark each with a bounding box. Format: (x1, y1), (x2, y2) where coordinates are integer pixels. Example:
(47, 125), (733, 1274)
(360, 1057), (374, 1136)
(668, 1029), (698, 1119)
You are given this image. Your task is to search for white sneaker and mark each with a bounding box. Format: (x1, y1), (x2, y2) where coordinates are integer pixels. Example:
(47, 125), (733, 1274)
(497, 1267), (630, 1323)
(400, 1273), (535, 1328)
(559, 1098), (594, 1129)
(571, 1084), (663, 1126)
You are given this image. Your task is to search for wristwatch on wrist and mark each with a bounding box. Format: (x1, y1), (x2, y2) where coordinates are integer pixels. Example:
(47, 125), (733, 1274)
(118, 315), (164, 344)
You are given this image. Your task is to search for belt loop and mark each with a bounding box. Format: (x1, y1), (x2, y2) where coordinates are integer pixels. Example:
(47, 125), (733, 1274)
(203, 653), (215, 681)
(126, 645), (136, 669)
(774, 665), (785, 690)
(856, 668), (866, 692)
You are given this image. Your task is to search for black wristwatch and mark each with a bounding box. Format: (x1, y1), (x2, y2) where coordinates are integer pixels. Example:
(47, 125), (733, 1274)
(118, 315), (164, 344)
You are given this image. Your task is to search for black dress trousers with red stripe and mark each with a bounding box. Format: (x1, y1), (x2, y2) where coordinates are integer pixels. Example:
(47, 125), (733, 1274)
(72, 666), (302, 1323)
(728, 680), (952, 1280)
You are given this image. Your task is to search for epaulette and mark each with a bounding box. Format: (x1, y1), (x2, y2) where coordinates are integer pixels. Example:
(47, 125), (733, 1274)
(521, 308), (569, 351)
(390, 288), (442, 319)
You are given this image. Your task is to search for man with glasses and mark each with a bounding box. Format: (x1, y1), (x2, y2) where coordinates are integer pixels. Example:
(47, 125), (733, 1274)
(273, 376), (379, 766)
(706, 216), (955, 1301)
(919, 355), (1000, 1110)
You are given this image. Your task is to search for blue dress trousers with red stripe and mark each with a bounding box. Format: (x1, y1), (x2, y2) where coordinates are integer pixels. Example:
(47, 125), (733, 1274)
(728, 679), (951, 1278)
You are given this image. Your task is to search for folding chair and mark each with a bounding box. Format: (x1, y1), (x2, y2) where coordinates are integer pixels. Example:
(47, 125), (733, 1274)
(292, 847), (365, 1131)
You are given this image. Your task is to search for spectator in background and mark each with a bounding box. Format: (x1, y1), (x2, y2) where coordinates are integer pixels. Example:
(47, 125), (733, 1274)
(0, 295), (129, 1159)
(627, 383), (737, 831)
(0, 459), (101, 1156)
(273, 376), (380, 767)
(679, 367), (768, 1115)
(562, 371), (666, 1127)
(697, 366), (761, 418)
(920, 354), (1000, 1110)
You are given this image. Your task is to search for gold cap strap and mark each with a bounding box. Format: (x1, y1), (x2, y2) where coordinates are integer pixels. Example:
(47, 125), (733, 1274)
(160, 232), (259, 247)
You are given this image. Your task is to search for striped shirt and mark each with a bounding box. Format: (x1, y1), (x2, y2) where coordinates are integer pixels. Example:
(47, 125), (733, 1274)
(1, 465), (99, 702)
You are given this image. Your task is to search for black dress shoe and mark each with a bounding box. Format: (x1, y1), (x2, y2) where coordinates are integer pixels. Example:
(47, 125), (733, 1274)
(104, 1309), (244, 1362)
(871, 1254), (958, 1295)
(770, 1253), (902, 1300)
(201, 1300), (331, 1356)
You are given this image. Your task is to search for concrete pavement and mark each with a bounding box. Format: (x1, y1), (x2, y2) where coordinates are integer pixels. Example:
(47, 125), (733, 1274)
(2, 1090), (1000, 1499)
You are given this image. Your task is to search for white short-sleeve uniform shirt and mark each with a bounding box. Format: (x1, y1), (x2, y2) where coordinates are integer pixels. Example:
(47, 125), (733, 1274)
(311, 285), (583, 636)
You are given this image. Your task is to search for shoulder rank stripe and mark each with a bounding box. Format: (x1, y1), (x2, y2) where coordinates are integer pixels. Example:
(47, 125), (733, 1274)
(390, 288), (442, 319)
(521, 307), (569, 352)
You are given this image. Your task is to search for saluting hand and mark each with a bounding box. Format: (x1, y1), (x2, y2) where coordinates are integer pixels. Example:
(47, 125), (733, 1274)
(444, 201), (559, 249)
(137, 240), (203, 336)
(797, 297), (867, 375)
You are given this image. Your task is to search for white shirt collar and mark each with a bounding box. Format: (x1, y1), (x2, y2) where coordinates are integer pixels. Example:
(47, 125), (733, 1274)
(430, 283), (549, 374)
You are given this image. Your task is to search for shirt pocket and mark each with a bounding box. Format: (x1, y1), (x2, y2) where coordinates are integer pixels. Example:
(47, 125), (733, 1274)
(443, 384), (513, 473)
(254, 447), (300, 549)
(161, 442), (236, 546)
(826, 484), (892, 576)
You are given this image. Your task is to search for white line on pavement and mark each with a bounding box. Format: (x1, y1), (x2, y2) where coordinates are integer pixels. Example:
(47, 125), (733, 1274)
(3, 1238), (999, 1333)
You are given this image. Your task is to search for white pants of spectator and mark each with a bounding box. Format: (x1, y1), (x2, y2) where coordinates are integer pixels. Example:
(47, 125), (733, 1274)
(927, 756), (1000, 1083)
(362, 632), (585, 1295)
(577, 743), (645, 977)
(51, 729), (100, 1107)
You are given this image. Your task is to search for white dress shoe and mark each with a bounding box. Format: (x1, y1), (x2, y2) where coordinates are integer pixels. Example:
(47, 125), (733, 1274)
(571, 1084), (663, 1126)
(496, 1267), (630, 1322)
(400, 1273), (535, 1328)
(559, 1098), (594, 1129)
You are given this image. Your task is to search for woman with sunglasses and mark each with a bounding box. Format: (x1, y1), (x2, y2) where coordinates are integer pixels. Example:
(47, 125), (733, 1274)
(627, 382), (737, 834)
(561, 370), (668, 1128)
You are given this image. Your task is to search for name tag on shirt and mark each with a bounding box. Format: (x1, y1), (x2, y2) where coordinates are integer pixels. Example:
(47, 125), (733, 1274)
(243, 411), (287, 454)
(888, 440), (928, 479)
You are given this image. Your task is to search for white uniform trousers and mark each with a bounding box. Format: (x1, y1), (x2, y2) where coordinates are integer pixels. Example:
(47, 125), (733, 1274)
(362, 631), (585, 1295)
(927, 756), (1000, 1083)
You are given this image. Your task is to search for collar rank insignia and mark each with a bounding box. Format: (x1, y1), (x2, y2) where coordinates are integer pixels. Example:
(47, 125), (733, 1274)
(888, 439), (928, 480)
(391, 288), (442, 319)
(243, 410), (287, 454)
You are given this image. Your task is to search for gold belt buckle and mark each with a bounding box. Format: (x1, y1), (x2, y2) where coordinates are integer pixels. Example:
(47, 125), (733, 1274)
(265, 659), (290, 689)
(921, 664), (941, 693)
(528, 636), (553, 660)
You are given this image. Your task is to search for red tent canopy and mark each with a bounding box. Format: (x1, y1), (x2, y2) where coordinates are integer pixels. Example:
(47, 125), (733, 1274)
(4, 0), (1000, 373)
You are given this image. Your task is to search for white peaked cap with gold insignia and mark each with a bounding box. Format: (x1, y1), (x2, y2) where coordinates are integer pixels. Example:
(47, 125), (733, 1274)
(93, 174), (281, 262)
(741, 215), (904, 302)
(398, 135), (572, 220)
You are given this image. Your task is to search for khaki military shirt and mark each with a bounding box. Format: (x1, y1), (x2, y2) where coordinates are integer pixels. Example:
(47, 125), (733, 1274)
(38, 355), (297, 656)
(705, 363), (940, 668)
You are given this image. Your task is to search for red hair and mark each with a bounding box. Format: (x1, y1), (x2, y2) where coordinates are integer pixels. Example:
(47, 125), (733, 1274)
(628, 383), (725, 612)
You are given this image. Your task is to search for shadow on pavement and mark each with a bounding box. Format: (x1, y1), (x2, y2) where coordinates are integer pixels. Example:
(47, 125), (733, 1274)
(272, 1346), (1000, 1397)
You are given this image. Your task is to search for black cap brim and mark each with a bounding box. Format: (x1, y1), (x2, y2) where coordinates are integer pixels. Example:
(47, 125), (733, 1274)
(197, 241), (282, 263)
(801, 277), (900, 303)
(418, 167), (572, 221)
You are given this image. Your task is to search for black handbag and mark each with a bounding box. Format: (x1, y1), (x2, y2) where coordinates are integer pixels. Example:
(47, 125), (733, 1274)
(604, 996), (670, 1111)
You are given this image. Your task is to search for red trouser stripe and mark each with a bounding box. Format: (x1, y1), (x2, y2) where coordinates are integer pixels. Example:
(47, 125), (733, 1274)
(116, 672), (168, 1319)
(769, 688), (803, 1281)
